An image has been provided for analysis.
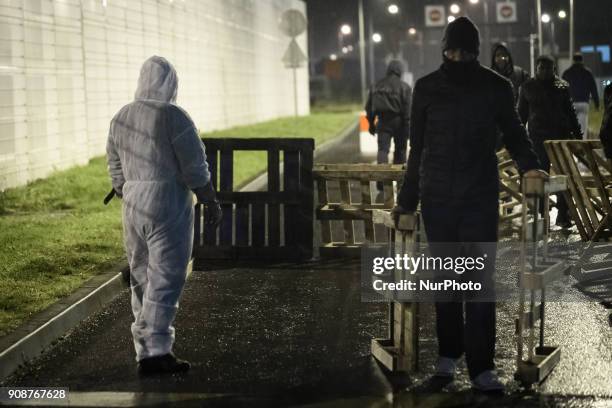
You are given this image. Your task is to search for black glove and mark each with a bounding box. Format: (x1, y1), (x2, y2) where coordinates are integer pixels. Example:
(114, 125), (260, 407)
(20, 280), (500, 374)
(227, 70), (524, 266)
(194, 183), (222, 227)
(203, 201), (222, 227)
(369, 124), (376, 136)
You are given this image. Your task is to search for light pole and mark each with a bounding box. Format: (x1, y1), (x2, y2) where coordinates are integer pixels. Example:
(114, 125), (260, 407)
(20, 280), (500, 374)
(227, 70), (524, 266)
(468, 0), (490, 62)
(338, 24), (351, 52)
(358, 0), (367, 104)
(536, 0), (543, 55)
(541, 13), (557, 55)
(569, 0), (575, 57)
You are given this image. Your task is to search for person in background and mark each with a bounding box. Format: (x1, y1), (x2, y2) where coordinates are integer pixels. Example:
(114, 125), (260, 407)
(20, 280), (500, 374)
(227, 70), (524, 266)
(599, 82), (612, 166)
(518, 55), (582, 228)
(393, 17), (544, 392)
(490, 42), (529, 104)
(562, 53), (600, 138)
(365, 60), (412, 192)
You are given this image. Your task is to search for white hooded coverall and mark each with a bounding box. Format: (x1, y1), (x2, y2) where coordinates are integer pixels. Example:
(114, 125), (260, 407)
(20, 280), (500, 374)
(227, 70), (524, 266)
(106, 56), (210, 361)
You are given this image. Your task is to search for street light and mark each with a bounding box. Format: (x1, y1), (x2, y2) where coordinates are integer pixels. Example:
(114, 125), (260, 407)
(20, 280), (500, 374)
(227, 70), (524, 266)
(330, 54), (337, 61)
(450, 4), (460, 14)
(469, 0), (490, 61)
(342, 46), (349, 54)
(447, 15), (456, 23)
(372, 32), (382, 43)
(541, 13), (551, 23)
(408, 27), (417, 36)
(340, 24), (352, 35)
(558, 10), (567, 19)
(387, 4), (399, 15)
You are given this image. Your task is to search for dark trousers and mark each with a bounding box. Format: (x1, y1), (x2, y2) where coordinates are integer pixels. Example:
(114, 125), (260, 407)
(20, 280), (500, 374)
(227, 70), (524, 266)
(376, 124), (407, 191)
(421, 199), (498, 379)
(532, 137), (570, 222)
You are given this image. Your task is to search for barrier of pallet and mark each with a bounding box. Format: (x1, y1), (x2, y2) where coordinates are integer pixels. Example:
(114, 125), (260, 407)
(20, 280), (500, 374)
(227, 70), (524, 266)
(313, 163), (405, 257)
(497, 148), (525, 232)
(370, 209), (421, 373)
(515, 175), (569, 386)
(544, 140), (612, 241)
(193, 138), (314, 262)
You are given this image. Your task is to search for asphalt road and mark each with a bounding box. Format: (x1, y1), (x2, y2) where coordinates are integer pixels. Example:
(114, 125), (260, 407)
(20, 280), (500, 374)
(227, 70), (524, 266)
(2, 128), (611, 407)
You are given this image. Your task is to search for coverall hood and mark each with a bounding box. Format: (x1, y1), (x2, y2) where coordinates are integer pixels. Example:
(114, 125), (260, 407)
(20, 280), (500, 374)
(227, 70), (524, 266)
(135, 56), (178, 103)
(386, 60), (404, 77)
(491, 42), (515, 77)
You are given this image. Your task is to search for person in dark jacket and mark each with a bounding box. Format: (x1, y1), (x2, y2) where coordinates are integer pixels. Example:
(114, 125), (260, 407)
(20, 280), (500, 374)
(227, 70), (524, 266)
(518, 55), (582, 228)
(600, 83), (612, 162)
(365, 60), (412, 190)
(393, 17), (544, 392)
(562, 53), (600, 138)
(490, 42), (529, 103)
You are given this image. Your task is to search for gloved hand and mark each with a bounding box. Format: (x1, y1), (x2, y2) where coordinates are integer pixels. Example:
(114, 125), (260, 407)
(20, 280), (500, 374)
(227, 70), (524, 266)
(204, 201), (222, 227)
(391, 205), (412, 229)
(193, 183), (222, 227)
(369, 124), (376, 136)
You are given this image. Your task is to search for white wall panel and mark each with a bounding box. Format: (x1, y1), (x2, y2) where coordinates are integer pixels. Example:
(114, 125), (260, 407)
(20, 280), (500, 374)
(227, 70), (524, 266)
(0, 0), (309, 190)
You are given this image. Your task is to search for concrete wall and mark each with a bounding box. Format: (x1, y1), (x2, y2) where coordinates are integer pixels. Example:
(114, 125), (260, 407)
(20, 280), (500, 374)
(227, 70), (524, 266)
(0, 0), (309, 190)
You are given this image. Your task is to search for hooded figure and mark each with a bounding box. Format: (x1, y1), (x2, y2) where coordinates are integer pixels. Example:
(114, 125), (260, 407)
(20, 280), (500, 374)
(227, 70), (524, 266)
(106, 56), (221, 375)
(518, 56), (582, 227)
(600, 83), (612, 160)
(393, 17), (543, 392)
(562, 53), (600, 138)
(365, 60), (412, 191)
(490, 43), (529, 103)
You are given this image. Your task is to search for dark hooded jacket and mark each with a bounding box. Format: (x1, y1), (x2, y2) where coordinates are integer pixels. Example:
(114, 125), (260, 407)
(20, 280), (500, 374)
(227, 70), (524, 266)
(365, 60), (412, 137)
(490, 43), (530, 103)
(562, 62), (600, 108)
(397, 18), (539, 211)
(518, 76), (583, 141)
(600, 83), (612, 158)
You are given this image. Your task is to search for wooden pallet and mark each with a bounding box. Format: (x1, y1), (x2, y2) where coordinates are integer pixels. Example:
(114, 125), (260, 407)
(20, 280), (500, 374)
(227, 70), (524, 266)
(370, 209), (421, 373)
(498, 148), (525, 231)
(515, 176), (568, 386)
(544, 140), (612, 241)
(193, 138), (314, 261)
(314, 163), (405, 257)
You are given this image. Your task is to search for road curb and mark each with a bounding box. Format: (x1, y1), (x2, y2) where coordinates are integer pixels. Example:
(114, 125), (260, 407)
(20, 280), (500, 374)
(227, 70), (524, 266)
(0, 116), (358, 382)
(0, 269), (126, 381)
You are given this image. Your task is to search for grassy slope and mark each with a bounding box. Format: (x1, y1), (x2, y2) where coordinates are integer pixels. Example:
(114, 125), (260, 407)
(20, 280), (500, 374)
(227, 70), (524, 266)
(0, 110), (356, 337)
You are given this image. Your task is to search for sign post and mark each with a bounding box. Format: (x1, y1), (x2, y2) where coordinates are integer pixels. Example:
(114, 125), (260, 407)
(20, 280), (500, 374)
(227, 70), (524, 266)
(279, 9), (308, 117)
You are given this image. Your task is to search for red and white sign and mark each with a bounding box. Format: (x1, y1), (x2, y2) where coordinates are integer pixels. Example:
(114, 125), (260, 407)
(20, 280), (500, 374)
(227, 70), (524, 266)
(425, 5), (446, 27)
(496, 1), (517, 23)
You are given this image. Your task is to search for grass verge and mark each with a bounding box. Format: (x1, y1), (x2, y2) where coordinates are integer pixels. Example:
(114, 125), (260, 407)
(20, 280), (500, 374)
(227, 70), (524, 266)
(0, 109), (356, 337)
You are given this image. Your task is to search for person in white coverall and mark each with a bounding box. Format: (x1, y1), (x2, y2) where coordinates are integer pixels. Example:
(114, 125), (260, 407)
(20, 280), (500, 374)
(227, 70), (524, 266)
(106, 56), (222, 375)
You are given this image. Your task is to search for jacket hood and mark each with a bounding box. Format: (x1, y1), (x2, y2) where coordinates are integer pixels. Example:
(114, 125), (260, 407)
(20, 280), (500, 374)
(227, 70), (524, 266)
(134, 56), (178, 102)
(386, 60), (404, 77)
(491, 42), (515, 77)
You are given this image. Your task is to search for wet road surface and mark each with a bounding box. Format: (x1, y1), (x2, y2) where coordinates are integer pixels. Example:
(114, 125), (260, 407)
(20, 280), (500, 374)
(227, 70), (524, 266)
(2, 127), (612, 407)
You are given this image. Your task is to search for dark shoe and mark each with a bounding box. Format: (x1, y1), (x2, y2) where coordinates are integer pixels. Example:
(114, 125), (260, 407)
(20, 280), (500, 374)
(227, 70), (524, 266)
(138, 353), (191, 375)
(472, 370), (504, 393)
(556, 218), (572, 229)
(434, 356), (458, 378)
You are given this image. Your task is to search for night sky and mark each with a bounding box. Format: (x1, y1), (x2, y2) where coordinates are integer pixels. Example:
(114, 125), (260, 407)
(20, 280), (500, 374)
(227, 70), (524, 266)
(306, 0), (612, 75)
